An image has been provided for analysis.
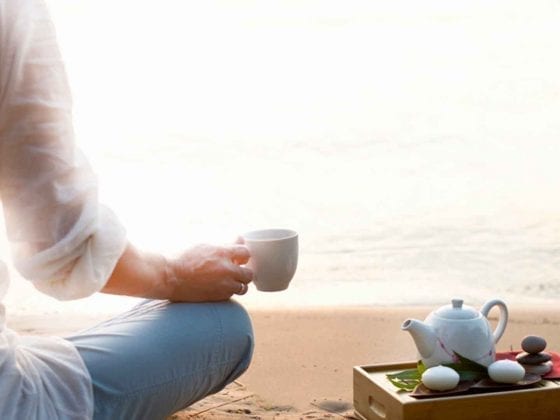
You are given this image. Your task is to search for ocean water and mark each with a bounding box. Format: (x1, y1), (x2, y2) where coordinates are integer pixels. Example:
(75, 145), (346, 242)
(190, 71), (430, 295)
(3, 0), (560, 315)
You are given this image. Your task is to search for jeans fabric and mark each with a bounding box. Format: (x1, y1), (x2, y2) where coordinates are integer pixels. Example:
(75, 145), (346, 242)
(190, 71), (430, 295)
(66, 299), (254, 420)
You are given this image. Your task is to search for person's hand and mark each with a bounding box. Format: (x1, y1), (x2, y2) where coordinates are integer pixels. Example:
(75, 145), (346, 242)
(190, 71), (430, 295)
(166, 244), (253, 302)
(102, 242), (252, 302)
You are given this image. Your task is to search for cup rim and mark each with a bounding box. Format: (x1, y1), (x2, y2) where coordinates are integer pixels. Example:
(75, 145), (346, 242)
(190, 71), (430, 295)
(242, 228), (298, 241)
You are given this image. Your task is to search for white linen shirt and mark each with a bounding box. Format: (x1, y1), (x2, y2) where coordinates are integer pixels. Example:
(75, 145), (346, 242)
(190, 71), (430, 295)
(0, 0), (127, 418)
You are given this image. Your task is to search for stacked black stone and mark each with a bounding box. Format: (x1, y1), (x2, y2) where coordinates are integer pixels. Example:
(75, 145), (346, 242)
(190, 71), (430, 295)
(516, 335), (553, 376)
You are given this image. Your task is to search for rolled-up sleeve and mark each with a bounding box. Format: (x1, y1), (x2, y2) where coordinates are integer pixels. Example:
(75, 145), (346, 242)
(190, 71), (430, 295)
(0, 0), (127, 300)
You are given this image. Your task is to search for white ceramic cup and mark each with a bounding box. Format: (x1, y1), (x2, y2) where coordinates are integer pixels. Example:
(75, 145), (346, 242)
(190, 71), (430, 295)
(242, 228), (298, 292)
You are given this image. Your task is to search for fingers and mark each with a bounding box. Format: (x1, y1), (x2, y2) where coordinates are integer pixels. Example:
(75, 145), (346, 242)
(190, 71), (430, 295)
(227, 244), (250, 265)
(229, 265), (252, 297)
(230, 264), (253, 284)
(215, 259), (252, 298)
(200, 243), (249, 264)
(241, 266), (253, 282)
(233, 281), (249, 296)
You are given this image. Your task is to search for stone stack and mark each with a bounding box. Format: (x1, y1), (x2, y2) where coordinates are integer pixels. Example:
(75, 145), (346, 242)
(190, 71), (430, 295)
(516, 335), (553, 376)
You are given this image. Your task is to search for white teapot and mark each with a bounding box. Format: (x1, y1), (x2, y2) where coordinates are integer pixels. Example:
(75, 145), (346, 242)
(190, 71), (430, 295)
(401, 298), (508, 368)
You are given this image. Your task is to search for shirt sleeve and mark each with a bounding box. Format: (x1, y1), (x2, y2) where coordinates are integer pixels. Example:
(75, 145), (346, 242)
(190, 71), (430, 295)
(0, 0), (127, 300)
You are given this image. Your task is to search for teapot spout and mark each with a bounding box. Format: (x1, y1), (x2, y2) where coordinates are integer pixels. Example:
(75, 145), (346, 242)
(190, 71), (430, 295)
(401, 319), (438, 359)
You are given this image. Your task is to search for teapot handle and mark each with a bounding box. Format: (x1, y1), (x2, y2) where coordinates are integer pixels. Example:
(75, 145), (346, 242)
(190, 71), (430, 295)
(480, 299), (508, 344)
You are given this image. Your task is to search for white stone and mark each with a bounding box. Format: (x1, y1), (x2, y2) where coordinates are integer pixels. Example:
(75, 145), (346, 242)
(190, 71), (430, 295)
(488, 360), (525, 384)
(421, 365), (460, 391)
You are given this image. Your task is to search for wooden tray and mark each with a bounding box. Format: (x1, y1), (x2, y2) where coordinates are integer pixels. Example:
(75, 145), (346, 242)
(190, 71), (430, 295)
(353, 362), (560, 420)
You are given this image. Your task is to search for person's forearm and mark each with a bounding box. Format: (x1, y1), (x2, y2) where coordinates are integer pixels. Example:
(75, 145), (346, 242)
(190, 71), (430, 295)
(101, 241), (252, 302)
(101, 243), (175, 299)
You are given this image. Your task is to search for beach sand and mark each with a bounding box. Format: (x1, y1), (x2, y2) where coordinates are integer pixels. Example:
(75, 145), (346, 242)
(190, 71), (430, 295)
(9, 304), (560, 419)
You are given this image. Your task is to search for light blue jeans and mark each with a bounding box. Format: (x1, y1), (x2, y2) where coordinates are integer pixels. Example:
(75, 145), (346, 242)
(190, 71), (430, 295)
(66, 299), (254, 420)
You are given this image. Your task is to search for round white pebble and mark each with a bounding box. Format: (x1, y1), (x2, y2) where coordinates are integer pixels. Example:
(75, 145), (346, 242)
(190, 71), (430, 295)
(488, 360), (526, 384)
(421, 365), (460, 391)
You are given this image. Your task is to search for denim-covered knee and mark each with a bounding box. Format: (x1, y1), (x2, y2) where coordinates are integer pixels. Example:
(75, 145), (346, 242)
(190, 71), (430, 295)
(217, 300), (254, 378)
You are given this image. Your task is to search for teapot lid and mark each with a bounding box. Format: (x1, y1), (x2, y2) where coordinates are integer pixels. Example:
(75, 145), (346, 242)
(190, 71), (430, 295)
(434, 299), (479, 320)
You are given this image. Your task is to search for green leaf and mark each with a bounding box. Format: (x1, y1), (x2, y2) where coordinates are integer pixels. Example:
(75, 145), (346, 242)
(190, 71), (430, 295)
(417, 360), (427, 375)
(386, 376), (419, 391)
(386, 365), (423, 391)
(386, 369), (422, 380)
(456, 370), (487, 381)
(444, 352), (488, 373)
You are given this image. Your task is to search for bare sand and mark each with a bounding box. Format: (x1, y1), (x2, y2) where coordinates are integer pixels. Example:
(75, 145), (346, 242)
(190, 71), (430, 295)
(10, 304), (560, 419)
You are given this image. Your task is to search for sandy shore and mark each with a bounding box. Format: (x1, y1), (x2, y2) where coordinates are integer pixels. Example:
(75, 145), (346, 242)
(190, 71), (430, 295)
(9, 304), (560, 419)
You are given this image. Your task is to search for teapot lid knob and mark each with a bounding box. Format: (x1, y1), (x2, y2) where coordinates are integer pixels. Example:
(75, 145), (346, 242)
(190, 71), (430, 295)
(434, 298), (478, 319)
(452, 299), (464, 309)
